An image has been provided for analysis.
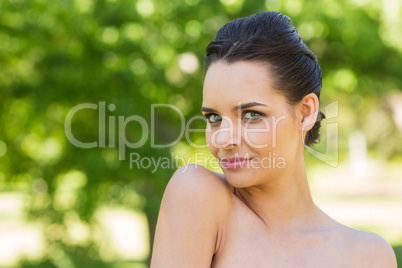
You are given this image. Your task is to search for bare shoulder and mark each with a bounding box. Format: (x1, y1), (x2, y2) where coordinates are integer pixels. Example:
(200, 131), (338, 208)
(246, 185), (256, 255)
(162, 164), (234, 225)
(151, 164), (233, 267)
(166, 164), (234, 202)
(340, 225), (397, 267)
(159, 164), (234, 217)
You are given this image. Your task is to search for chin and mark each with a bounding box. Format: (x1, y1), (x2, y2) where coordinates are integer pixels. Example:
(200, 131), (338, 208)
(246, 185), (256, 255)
(224, 163), (285, 188)
(222, 167), (259, 188)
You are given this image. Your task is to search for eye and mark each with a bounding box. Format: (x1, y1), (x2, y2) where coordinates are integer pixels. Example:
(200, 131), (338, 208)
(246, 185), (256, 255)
(243, 111), (263, 120)
(203, 113), (222, 123)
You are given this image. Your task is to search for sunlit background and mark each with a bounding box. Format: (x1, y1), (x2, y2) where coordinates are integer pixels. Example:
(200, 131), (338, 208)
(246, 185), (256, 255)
(0, 0), (401, 267)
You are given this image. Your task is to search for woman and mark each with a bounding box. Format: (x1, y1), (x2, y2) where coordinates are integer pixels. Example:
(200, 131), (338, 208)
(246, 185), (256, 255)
(151, 11), (397, 267)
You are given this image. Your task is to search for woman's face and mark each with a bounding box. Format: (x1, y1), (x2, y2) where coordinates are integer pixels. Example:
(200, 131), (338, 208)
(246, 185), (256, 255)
(202, 60), (303, 188)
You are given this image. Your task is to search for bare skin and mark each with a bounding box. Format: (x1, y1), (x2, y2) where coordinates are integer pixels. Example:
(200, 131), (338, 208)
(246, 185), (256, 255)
(211, 170), (396, 267)
(150, 61), (397, 267)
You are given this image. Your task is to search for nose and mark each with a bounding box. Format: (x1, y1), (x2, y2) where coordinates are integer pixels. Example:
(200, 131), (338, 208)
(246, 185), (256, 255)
(213, 116), (241, 148)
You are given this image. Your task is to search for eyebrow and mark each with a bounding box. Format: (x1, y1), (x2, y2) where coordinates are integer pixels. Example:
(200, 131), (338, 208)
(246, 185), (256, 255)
(201, 102), (268, 113)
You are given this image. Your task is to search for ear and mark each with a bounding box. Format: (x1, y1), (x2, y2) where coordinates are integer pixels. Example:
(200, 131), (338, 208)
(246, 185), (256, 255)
(299, 93), (319, 132)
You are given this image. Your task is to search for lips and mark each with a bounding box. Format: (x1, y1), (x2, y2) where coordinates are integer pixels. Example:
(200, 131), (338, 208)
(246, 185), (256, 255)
(220, 157), (252, 169)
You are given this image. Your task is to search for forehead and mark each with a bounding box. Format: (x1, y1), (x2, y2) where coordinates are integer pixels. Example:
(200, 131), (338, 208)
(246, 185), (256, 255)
(202, 60), (283, 107)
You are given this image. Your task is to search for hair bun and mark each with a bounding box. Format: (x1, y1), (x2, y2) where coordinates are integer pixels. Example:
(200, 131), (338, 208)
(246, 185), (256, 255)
(305, 109), (326, 146)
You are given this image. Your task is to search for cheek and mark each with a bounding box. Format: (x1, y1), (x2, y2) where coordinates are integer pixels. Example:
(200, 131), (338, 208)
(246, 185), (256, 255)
(270, 117), (299, 155)
(243, 127), (271, 148)
(244, 117), (295, 151)
(243, 118), (276, 148)
(205, 129), (218, 156)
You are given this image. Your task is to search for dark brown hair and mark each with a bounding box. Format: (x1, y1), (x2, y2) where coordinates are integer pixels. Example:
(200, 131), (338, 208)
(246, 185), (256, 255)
(204, 11), (326, 146)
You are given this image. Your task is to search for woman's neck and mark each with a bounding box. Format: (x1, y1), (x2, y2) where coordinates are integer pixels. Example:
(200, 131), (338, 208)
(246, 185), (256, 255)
(234, 156), (321, 233)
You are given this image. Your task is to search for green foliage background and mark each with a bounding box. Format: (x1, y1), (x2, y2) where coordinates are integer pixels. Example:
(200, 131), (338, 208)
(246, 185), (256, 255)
(0, 0), (401, 267)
